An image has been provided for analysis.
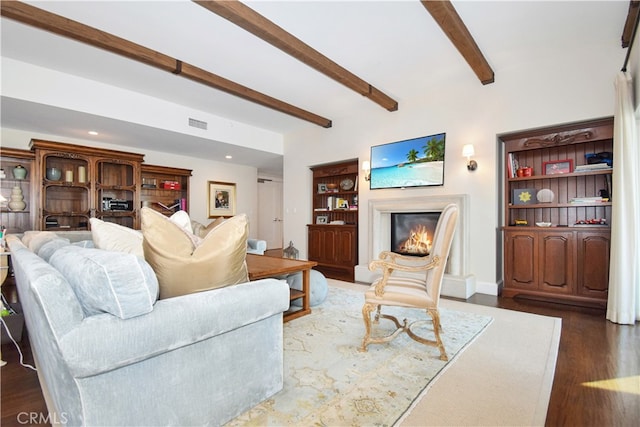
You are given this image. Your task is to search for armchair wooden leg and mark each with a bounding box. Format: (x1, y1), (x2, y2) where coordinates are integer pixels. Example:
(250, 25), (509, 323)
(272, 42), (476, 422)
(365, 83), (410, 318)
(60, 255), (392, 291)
(374, 304), (382, 324)
(360, 302), (376, 352)
(428, 308), (448, 361)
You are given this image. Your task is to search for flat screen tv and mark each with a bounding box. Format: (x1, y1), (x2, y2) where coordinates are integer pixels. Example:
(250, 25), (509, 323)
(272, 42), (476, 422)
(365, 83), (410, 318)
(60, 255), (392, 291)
(369, 132), (446, 189)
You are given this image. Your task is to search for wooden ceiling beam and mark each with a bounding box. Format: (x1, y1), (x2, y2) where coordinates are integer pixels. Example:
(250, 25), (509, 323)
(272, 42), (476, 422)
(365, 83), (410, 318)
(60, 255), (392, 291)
(421, 0), (494, 85)
(193, 0), (399, 112)
(0, 1), (332, 128)
(621, 1), (639, 48)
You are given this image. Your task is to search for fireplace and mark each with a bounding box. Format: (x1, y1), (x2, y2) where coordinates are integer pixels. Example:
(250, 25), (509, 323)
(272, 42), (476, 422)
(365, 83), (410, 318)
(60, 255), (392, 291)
(355, 194), (475, 298)
(391, 212), (440, 256)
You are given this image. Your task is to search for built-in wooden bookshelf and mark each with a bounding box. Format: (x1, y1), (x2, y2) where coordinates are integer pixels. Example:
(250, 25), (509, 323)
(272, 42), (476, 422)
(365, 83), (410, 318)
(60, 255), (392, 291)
(140, 164), (192, 216)
(500, 117), (613, 307)
(308, 160), (359, 282)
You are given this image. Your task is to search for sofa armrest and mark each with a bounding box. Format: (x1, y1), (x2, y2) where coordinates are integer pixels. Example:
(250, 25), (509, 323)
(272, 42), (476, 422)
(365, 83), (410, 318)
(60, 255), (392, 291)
(59, 279), (289, 378)
(247, 238), (267, 255)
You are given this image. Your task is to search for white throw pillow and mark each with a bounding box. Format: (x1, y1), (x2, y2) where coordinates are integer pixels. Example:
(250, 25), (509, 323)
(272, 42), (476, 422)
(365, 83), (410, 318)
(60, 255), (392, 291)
(90, 218), (144, 257)
(169, 210), (193, 233)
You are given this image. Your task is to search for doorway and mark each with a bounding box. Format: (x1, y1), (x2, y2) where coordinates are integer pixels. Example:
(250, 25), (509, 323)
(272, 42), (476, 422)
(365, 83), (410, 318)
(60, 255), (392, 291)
(257, 179), (283, 250)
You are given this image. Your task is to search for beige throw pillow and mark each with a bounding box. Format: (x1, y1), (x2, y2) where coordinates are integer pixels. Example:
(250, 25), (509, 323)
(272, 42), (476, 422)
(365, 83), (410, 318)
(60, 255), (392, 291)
(141, 208), (249, 299)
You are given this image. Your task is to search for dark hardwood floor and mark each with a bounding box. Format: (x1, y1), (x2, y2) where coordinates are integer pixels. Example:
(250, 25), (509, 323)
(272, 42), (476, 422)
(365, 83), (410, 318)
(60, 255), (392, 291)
(2, 282), (638, 426)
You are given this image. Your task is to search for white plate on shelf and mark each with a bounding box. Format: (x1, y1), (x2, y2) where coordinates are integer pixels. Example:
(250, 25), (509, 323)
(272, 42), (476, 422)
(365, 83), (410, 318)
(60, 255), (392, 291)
(536, 222), (552, 227)
(536, 189), (554, 203)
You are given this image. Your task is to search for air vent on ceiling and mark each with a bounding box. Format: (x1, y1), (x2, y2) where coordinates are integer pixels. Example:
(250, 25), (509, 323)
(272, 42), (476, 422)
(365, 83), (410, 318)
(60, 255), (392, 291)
(188, 118), (208, 130)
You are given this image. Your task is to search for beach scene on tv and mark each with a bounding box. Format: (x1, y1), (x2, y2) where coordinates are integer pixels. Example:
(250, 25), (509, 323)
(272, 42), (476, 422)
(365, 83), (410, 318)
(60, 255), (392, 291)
(370, 133), (446, 189)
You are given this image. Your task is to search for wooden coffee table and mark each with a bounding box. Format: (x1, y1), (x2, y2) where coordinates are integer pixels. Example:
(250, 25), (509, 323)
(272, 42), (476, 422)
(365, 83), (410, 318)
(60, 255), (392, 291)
(246, 254), (317, 322)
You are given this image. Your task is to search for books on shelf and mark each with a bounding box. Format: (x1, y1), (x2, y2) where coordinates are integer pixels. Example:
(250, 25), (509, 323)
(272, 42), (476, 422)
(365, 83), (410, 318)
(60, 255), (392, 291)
(507, 153), (519, 178)
(570, 196), (608, 204)
(574, 163), (612, 172)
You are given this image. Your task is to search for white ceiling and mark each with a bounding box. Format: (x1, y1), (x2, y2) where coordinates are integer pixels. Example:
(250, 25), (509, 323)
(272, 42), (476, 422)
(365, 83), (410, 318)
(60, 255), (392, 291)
(0, 1), (631, 176)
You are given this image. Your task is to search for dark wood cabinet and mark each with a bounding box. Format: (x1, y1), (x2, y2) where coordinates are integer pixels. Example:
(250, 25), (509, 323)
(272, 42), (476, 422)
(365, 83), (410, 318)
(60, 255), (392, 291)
(0, 148), (36, 234)
(140, 164), (192, 216)
(500, 117), (613, 307)
(4, 142), (192, 232)
(307, 225), (357, 282)
(31, 139), (144, 230)
(308, 160), (359, 282)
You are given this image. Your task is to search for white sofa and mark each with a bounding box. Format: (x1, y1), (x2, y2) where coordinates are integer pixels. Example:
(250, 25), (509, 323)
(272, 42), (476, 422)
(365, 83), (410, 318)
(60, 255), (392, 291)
(7, 232), (289, 426)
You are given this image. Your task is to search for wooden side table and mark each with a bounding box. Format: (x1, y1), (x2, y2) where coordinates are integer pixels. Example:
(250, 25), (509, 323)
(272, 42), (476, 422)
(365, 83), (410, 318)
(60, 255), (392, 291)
(246, 254), (317, 321)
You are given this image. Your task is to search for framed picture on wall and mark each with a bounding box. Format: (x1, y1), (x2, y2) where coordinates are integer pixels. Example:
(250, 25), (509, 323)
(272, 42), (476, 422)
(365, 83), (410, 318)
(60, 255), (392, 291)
(208, 181), (236, 217)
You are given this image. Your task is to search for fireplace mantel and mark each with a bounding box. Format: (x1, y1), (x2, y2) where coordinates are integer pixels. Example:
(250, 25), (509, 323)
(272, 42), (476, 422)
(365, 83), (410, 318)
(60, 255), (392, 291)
(355, 194), (476, 298)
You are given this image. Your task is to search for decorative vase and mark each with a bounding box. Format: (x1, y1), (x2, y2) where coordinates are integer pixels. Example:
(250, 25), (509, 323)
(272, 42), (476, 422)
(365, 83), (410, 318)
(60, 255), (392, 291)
(13, 165), (27, 180)
(8, 186), (26, 211)
(46, 168), (62, 181)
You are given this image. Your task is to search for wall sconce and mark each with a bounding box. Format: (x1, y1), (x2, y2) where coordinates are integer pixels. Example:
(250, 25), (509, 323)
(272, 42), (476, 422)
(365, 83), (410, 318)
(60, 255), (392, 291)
(462, 144), (478, 171)
(362, 160), (371, 181)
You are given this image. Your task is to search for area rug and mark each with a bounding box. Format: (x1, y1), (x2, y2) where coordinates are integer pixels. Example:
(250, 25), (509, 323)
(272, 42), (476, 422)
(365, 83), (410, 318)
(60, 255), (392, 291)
(226, 286), (493, 426)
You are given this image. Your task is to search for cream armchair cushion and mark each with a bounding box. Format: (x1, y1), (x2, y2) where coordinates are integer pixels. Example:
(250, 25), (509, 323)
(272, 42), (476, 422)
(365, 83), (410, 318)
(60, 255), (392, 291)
(141, 208), (249, 299)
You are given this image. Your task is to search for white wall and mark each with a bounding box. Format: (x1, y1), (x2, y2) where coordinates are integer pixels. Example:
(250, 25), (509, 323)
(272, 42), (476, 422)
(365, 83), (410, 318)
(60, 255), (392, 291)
(282, 41), (625, 291)
(1, 128), (261, 238)
(2, 58), (283, 154)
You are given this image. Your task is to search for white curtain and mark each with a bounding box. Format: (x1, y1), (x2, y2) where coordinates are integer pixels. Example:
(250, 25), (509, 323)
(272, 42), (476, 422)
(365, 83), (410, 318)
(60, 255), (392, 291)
(607, 71), (640, 324)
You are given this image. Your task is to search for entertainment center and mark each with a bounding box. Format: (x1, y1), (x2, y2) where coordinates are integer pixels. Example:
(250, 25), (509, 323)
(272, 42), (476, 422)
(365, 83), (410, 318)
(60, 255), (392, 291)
(0, 140), (191, 233)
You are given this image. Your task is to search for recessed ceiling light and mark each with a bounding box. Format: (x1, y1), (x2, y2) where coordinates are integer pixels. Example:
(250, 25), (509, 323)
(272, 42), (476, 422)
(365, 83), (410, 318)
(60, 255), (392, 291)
(225, 155), (233, 159)
(88, 131), (99, 135)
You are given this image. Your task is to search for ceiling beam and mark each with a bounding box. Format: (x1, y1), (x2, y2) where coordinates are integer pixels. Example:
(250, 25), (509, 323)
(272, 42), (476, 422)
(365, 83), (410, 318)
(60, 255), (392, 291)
(193, 0), (399, 112)
(0, 1), (332, 128)
(420, 1), (494, 85)
(621, 1), (639, 48)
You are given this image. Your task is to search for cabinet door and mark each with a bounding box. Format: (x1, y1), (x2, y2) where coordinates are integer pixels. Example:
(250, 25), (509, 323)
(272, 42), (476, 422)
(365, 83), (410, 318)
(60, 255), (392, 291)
(504, 231), (537, 290)
(576, 231), (610, 299)
(308, 227), (336, 264)
(335, 228), (357, 266)
(538, 231), (574, 295)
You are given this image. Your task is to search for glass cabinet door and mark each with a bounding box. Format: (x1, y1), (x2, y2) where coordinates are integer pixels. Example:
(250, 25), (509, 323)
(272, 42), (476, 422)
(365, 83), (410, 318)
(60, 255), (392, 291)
(42, 153), (90, 230)
(95, 160), (136, 227)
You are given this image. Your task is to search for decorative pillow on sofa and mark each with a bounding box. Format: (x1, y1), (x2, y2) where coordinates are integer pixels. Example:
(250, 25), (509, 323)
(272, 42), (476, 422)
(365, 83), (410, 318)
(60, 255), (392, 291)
(22, 231), (61, 253)
(168, 210), (193, 233)
(37, 237), (71, 262)
(141, 207), (249, 299)
(90, 218), (144, 257)
(49, 245), (159, 319)
(191, 217), (225, 238)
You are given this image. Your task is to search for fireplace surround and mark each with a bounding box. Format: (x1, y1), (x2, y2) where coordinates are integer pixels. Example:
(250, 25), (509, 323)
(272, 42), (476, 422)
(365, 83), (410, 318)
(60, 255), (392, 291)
(355, 194), (475, 298)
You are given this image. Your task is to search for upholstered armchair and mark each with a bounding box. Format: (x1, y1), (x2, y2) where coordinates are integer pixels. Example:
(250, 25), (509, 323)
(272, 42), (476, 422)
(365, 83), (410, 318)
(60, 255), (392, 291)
(247, 238), (267, 255)
(360, 203), (459, 360)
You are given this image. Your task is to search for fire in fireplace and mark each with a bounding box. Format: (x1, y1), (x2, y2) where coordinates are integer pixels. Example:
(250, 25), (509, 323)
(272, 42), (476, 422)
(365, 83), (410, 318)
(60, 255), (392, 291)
(390, 212), (441, 256)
